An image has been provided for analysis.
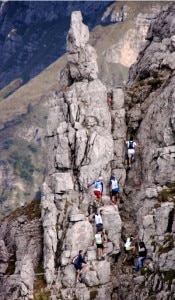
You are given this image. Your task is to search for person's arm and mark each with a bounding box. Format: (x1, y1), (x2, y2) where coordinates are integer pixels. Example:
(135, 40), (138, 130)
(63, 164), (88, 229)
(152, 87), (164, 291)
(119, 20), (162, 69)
(135, 142), (142, 148)
(88, 181), (95, 188)
(81, 256), (87, 265)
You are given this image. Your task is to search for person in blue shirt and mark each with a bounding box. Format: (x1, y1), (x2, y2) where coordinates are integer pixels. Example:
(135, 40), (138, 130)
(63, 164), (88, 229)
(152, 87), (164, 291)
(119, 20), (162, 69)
(74, 250), (87, 283)
(88, 176), (104, 207)
(110, 175), (119, 204)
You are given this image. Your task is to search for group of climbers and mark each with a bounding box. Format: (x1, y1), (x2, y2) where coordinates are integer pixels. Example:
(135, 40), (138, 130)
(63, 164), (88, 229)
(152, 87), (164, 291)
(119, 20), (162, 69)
(87, 136), (141, 207)
(72, 135), (145, 283)
(123, 235), (147, 271)
(73, 233), (147, 283)
(88, 175), (119, 207)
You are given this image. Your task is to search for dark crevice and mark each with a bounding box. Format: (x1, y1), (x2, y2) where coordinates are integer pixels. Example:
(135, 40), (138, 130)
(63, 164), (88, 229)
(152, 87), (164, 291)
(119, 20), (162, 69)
(167, 209), (174, 233)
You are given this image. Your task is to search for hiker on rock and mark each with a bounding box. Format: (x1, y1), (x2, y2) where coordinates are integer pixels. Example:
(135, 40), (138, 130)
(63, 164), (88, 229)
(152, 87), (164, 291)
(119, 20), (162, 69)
(94, 230), (105, 260)
(109, 175), (119, 205)
(123, 235), (137, 263)
(73, 250), (87, 283)
(88, 176), (104, 207)
(133, 241), (147, 271)
(92, 210), (104, 233)
(125, 136), (141, 168)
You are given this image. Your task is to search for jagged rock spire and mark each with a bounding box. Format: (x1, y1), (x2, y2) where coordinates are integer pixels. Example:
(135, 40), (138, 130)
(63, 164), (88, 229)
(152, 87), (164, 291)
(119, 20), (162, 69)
(67, 11), (98, 81)
(60, 11), (98, 87)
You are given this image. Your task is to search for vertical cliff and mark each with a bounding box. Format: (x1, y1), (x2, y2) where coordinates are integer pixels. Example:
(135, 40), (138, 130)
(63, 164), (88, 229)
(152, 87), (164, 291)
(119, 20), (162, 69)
(115, 3), (175, 299)
(41, 10), (126, 299)
(0, 3), (175, 300)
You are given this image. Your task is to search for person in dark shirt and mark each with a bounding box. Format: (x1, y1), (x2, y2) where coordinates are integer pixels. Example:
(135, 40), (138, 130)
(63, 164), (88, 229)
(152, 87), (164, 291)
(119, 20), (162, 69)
(133, 241), (147, 271)
(74, 250), (87, 283)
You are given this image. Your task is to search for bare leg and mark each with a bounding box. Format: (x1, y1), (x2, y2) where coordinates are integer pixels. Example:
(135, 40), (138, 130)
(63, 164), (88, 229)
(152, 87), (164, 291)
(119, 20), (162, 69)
(128, 156), (132, 167)
(77, 269), (81, 282)
(123, 253), (129, 263)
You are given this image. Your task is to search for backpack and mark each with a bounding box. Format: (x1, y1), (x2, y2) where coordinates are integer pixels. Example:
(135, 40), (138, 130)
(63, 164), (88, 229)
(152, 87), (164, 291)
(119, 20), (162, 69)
(128, 141), (134, 149)
(71, 255), (79, 265)
(96, 223), (103, 232)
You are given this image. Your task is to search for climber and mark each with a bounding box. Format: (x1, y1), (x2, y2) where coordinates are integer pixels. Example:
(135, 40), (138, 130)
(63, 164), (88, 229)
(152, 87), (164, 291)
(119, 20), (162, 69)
(74, 250), (87, 283)
(133, 241), (147, 271)
(109, 175), (119, 204)
(107, 92), (113, 105)
(94, 230), (105, 260)
(124, 136), (141, 168)
(123, 235), (137, 263)
(92, 210), (104, 232)
(88, 176), (104, 207)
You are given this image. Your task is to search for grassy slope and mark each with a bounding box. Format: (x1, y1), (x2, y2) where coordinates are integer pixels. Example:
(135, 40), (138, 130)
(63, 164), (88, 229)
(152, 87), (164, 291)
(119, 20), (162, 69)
(0, 55), (66, 129)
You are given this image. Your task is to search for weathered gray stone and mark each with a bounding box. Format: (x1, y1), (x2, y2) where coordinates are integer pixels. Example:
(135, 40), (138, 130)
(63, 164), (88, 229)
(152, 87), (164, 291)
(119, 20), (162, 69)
(61, 264), (76, 287)
(64, 221), (94, 256)
(66, 11), (98, 81)
(69, 213), (85, 222)
(112, 88), (125, 109)
(52, 173), (74, 193)
(82, 261), (110, 287)
(100, 205), (122, 252)
(87, 249), (96, 261)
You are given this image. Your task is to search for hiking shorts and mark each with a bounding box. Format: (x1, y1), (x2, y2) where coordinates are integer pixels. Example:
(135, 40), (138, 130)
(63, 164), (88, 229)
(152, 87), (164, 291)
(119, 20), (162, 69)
(94, 190), (102, 198)
(97, 243), (104, 249)
(74, 264), (82, 271)
(112, 188), (119, 196)
(128, 149), (135, 158)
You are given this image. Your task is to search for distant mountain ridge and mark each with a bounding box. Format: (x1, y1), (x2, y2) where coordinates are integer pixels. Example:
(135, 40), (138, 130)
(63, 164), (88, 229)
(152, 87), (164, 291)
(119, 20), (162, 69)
(0, 1), (164, 219)
(0, 1), (112, 89)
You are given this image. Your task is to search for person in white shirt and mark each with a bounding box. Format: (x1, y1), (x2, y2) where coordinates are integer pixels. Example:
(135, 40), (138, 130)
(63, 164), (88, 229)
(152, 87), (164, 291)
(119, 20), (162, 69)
(109, 175), (119, 204)
(125, 136), (141, 168)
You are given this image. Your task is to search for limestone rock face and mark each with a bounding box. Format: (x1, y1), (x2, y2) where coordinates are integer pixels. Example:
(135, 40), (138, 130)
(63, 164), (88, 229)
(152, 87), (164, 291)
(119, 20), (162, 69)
(120, 3), (175, 299)
(0, 240), (10, 274)
(0, 207), (42, 300)
(41, 11), (118, 290)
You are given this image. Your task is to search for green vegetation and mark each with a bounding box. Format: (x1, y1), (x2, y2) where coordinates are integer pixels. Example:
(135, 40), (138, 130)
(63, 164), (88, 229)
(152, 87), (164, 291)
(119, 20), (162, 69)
(8, 151), (34, 184)
(90, 290), (98, 299)
(163, 269), (175, 286)
(28, 144), (38, 153)
(158, 234), (174, 256)
(158, 183), (175, 203)
(3, 138), (14, 149)
(154, 202), (161, 209)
